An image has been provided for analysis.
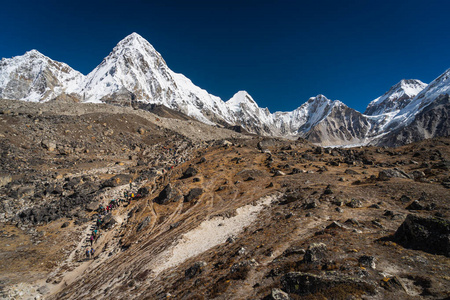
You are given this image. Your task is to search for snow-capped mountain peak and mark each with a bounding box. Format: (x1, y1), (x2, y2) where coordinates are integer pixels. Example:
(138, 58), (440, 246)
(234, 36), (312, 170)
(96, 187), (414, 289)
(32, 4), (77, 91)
(226, 91), (258, 111)
(365, 79), (427, 115)
(0, 49), (84, 102)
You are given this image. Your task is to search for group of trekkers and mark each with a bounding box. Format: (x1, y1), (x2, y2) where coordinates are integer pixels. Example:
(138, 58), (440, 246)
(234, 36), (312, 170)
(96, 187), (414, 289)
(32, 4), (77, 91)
(85, 190), (142, 261)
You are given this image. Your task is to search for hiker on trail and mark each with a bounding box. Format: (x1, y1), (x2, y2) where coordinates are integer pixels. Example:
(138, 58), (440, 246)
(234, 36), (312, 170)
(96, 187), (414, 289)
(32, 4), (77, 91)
(93, 229), (98, 238)
(90, 235), (94, 246)
(86, 248), (90, 260)
(90, 248), (95, 259)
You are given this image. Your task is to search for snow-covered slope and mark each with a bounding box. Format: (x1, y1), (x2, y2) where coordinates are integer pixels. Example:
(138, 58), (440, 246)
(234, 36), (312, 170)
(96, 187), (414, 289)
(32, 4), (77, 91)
(225, 91), (274, 135)
(381, 68), (450, 133)
(78, 32), (231, 124)
(0, 50), (84, 102)
(365, 79), (427, 116)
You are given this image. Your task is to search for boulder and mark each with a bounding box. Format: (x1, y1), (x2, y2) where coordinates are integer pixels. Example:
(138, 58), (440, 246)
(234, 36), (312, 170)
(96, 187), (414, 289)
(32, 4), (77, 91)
(181, 167), (198, 179)
(406, 200), (425, 211)
(303, 243), (327, 263)
(0, 173), (12, 187)
(345, 169), (359, 175)
(85, 201), (99, 212)
(137, 216), (151, 232)
(102, 214), (117, 229)
(358, 255), (376, 269)
(137, 187), (149, 197)
(41, 140), (56, 151)
(283, 246), (305, 257)
(393, 214), (450, 257)
(347, 198), (363, 208)
(154, 183), (181, 205)
(281, 272), (374, 296)
(271, 288), (290, 300)
(185, 261), (207, 278)
(378, 168), (411, 181)
(184, 188), (203, 203)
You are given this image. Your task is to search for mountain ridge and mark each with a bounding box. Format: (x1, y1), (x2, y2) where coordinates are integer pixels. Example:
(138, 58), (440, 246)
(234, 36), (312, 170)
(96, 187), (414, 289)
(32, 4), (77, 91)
(0, 33), (449, 146)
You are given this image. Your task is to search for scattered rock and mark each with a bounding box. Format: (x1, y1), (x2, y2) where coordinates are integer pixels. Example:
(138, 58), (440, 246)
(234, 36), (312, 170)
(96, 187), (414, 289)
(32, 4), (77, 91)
(323, 185), (333, 195)
(101, 214), (117, 229)
(399, 195), (411, 203)
(0, 173), (12, 187)
(305, 200), (318, 209)
(274, 170), (286, 177)
(410, 170), (426, 181)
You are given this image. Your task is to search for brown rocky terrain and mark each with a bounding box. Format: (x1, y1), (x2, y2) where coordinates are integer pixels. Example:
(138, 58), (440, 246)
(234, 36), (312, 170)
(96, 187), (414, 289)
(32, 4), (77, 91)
(0, 99), (449, 299)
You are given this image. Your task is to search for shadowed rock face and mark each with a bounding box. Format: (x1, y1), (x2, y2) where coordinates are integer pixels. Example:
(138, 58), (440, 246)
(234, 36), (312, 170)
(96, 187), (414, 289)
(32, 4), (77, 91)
(394, 214), (450, 257)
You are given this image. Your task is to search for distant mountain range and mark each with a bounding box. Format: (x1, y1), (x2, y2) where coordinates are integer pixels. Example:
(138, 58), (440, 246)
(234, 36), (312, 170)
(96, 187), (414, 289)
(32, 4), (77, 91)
(1, 33), (449, 146)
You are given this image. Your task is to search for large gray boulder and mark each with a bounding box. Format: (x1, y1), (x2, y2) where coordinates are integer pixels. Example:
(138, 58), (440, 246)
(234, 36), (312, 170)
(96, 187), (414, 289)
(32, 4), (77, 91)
(393, 214), (450, 257)
(154, 183), (181, 205)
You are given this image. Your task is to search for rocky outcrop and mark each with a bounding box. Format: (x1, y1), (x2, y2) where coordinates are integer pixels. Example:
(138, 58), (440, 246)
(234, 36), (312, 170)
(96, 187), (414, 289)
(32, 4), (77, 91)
(393, 214), (450, 257)
(281, 272), (375, 296)
(154, 183), (181, 205)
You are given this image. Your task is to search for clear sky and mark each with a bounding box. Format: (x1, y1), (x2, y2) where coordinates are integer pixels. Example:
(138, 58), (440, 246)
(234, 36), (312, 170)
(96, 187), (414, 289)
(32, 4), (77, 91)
(1, 0), (449, 113)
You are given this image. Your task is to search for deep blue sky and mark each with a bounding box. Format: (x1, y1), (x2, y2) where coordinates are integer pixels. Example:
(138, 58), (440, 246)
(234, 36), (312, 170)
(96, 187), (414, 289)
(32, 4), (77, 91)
(1, 0), (449, 113)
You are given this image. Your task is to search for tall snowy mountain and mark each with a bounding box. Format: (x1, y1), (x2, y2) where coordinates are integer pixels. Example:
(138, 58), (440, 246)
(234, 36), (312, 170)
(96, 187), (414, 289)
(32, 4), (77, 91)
(364, 79), (427, 116)
(0, 50), (84, 102)
(0, 33), (449, 147)
(77, 32), (231, 125)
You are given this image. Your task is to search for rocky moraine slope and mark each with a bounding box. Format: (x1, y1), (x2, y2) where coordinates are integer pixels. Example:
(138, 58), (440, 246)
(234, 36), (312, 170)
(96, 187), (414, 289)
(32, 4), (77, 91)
(0, 99), (449, 299)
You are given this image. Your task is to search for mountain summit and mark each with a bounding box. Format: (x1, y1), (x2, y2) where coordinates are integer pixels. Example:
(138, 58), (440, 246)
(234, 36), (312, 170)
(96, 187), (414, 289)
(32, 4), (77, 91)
(364, 79), (427, 115)
(0, 49), (83, 102)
